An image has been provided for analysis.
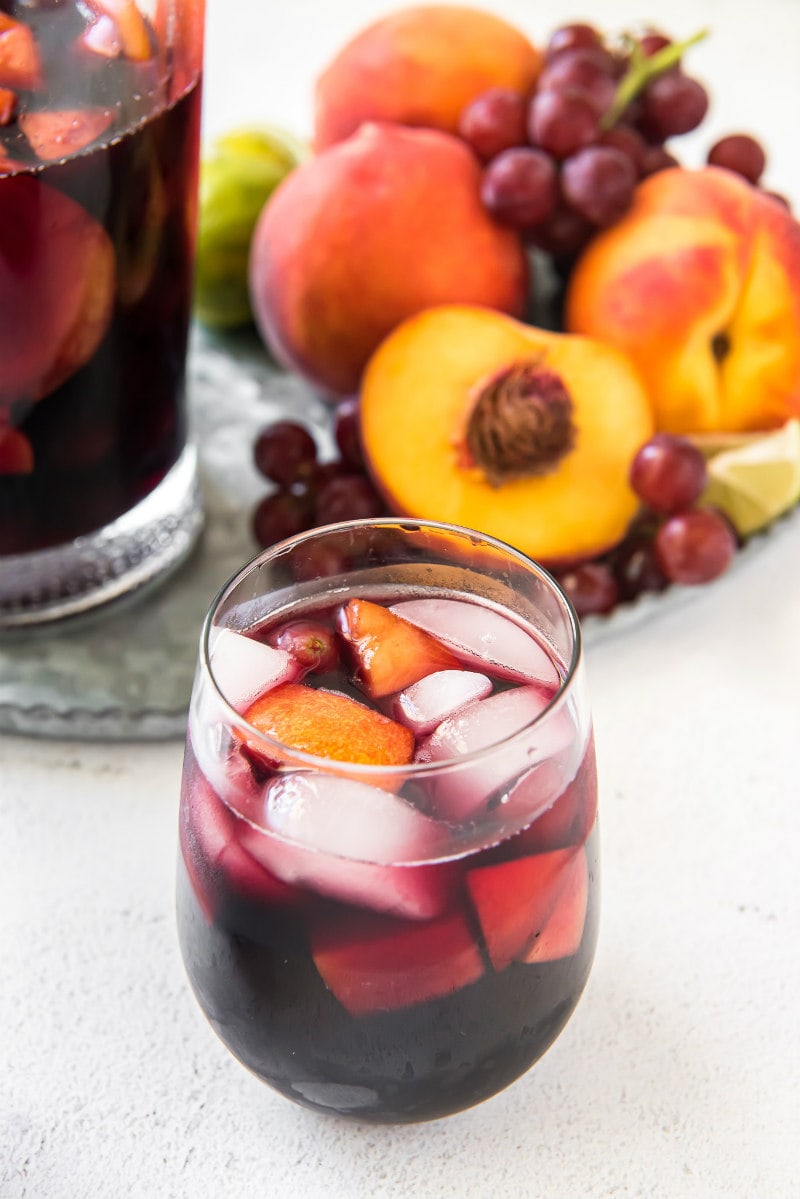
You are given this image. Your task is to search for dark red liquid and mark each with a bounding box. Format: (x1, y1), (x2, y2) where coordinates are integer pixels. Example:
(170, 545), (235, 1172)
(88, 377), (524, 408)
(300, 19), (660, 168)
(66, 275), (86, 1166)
(177, 597), (599, 1123)
(0, 1), (201, 553)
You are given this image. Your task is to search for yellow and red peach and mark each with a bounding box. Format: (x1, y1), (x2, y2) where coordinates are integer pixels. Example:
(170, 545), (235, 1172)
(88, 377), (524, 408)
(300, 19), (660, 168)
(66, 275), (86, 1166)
(565, 166), (800, 434)
(248, 122), (530, 397)
(359, 304), (654, 565)
(314, 4), (542, 151)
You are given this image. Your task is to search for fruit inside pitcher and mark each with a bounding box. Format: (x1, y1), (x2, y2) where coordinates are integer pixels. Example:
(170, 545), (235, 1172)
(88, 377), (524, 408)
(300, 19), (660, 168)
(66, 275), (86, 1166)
(177, 588), (599, 1123)
(0, 0), (202, 553)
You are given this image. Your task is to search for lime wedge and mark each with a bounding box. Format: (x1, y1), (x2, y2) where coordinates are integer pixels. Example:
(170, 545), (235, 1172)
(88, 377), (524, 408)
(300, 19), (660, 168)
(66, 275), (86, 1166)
(699, 419), (800, 536)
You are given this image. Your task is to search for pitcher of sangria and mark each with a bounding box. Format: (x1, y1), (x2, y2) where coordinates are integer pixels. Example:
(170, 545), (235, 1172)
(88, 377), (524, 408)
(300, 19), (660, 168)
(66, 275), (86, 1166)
(0, 0), (204, 625)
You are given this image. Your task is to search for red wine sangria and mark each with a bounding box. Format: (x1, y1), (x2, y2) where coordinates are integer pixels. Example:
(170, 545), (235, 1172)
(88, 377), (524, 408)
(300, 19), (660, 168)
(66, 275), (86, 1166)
(0, 0), (204, 624)
(177, 519), (599, 1122)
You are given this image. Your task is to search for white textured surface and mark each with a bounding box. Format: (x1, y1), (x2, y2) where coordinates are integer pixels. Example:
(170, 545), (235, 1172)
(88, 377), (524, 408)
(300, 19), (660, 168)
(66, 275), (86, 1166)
(4, 2), (800, 1196)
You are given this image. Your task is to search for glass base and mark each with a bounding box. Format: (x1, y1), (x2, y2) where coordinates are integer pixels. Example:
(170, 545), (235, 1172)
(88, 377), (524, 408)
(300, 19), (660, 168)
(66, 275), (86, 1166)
(0, 444), (203, 628)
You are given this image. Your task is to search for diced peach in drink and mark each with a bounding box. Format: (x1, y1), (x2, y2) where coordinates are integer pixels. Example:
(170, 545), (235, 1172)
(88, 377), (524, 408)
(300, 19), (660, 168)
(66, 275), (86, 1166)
(337, 598), (461, 698)
(153, 0), (203, 99)
(20, 109), (115, 162)
(466, 847), (581, 971)
(392, 669), (493, 735)
(390, 598), (561, 688)
(521, 849), (588, 963)
(242, 682), (415, 768)
(85, 0), (152, 61)
(0, 86), (16, 126)
(0, 13), (42, 90)
(0, 426), (33, 475)
(311, 908), (484, 1015)
(0, 176), (115, 406)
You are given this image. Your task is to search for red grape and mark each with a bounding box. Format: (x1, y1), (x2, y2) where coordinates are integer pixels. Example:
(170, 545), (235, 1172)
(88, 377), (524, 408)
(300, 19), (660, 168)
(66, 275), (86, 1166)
(639, 31), (673, 59)
(528, 88), (603, 159)
(639, 144), (680, 176)
(253, 420), (317, 487)
(458, 87), (528, 162)
(526, 203), (593, 258)
(314, 474), (385, 525)
(267, 619), (340, 673)
(611, 535), (669, 601)
(558, 561), (619, 616)
(629, 433), (708, 514)
(638, 73), (709, 140)
(252, 490), (314, 548)
(598, 123), (647, 175)
(333, 396), (364, 469)
(545, 23), (603, 61)
(481, 146), (559, 227)
(561, 145), (637, 226)
(654, 508), (737, 585)
(537, 49), (618, 117)
(289, 539), (350, 582)
(707, 134), (766, 184)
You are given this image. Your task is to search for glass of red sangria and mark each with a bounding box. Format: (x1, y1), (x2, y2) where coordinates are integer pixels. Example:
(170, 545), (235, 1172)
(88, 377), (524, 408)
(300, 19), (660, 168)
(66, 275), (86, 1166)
(177, 518), (599, 1123)
(0, 0), (204, 626)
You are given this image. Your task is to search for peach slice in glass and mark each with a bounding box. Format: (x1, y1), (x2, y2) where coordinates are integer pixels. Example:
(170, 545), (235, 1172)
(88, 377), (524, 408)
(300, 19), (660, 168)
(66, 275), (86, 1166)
(242, 681), (415, 769)
(19, 109), (115, 162)
(337, 598), (461, 698)
(0, 14), (42, 90)
(311, 907), (484, 1015)
(466, 846), (583, 971)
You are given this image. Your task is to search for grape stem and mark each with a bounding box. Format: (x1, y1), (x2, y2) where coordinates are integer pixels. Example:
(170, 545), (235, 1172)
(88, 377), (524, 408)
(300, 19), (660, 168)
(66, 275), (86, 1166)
(601, 28), (710, 129)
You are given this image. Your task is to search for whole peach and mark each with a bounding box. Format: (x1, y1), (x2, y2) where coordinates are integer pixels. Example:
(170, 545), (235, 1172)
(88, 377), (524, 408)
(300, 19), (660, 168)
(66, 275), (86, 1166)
(249, 122), (530, 396)
(565, 166), (800, 434)
(314, 4), (542, 151)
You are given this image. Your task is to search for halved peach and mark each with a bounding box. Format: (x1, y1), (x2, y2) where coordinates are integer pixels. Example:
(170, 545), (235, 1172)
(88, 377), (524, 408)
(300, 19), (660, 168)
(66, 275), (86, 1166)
(360, 305), (654, 566)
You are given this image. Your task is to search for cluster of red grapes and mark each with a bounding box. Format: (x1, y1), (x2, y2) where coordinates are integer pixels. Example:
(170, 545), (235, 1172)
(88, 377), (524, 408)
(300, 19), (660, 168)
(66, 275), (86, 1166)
(556, 433), (738, 617)
(458, 21), (770, 259)
(250, 399), (387, 550)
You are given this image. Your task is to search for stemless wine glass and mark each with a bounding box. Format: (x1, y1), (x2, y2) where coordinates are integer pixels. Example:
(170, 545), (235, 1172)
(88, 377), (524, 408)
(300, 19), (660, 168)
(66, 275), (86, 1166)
(177, 518), (599, 1123)
(0, 0), (205, 626)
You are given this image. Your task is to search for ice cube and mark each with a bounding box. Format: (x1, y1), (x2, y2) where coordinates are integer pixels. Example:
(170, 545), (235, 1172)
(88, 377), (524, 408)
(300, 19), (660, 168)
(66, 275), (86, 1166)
(390, 598), (560, 687)
(240, 773), (456, 920)
(417, 685), (577, 823)
(392, 669), (493, 735)
(208, 627), (299, 714)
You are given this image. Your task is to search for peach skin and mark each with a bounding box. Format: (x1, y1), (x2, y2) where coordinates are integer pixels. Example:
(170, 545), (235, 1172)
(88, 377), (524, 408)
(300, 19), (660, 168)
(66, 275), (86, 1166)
(249, 122), (529, 397)
(565, 166), (800, 434)
(314, 5), (542, 151)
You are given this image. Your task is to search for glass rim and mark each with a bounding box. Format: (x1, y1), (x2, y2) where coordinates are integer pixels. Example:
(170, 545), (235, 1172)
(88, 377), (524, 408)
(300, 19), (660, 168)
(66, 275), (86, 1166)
(199, 516), (583, 778)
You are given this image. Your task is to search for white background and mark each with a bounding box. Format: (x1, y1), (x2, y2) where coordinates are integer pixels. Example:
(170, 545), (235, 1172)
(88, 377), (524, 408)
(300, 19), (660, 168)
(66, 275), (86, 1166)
(3, 2), (800, 1197)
